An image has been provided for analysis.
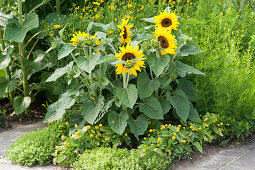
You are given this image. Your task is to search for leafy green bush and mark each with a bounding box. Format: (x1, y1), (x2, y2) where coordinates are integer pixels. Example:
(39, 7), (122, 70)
(7, 124), (61, 166)
(0, 109), (7, 128)
(139, 113), (225, 159)
(73, 147), (170, 170)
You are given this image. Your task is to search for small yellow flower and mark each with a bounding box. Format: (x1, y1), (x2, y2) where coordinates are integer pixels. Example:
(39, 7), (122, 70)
(75, 124), (78, 128)
(148, 134), (150, 136)
(154, 148), (158, 151)
(144, 137), (147, 140)
(70, 136), (73, 140)
(183, 127), (186, 130)
(95, 125), (99, 130)
(174, 133), (176, 136)
(218, 124), (220, 127)
(128, 3), (132, 8)
(59, 125), (61, 128)
(206, 124), (209, 127)
(157, 138), (162, 143)
(50, 33), (53, 37)
(177, 129), (180, 132)
(97, 133), (101, 137)
(226, 11), (230, 15)
(204, 118), (208, 122)
(190, 126), (193, 129)
(172, 136), (176, 140)
(64, 142), (68, 147)
(108, 30), (113, 34)
(220, 12), (223, 16)
(178, 125), (182, 127)
(109, 5), (114, 10)
(92, 2), (100, 5)
(91, 130), (95, 134)
(199, 127), (202, 130)
(99, 124), (103, 127)
(100, 0), (104, 3)
(165, 124), (168, 128)
(125, 133), (128, 136)
(65, 122), (69, 126)
(61, 135), (65, 141)
(148, 121), (152, 124)
(169, 152), (171, 155)
(153, 129), (155, 132)
(56, 146), (60, 151)
(112, 121), (115, 123)
(220, 122), (223, 126)
(142, 149), (146, 152)
(76, 130), (80, 135)
(60, 130), (63, 133)
(90, 134), (94, 138)
(183, 140), (186, 143)
(192, 128), (196, 131)
(54, 24), (61, 29)
(149, 129), (153, 132)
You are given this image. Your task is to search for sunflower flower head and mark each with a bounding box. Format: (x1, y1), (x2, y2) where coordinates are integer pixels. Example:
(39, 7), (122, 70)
(117, 19), (133, 45)
(154, 11), (180, 31)
(115, 44), (145, 76)
(70, 31), (100, 46)
(155, 27), (178, 55)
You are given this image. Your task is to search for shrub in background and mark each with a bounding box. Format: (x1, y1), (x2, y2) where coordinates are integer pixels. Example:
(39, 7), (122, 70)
(73, 147), (169, 170)
(7, 123), (61, 166)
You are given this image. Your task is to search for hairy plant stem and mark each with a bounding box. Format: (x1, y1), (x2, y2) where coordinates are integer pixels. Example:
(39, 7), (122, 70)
(18, 0), (30, 115)
(56, 0), (60, 13)
(6, 67), (14, 104)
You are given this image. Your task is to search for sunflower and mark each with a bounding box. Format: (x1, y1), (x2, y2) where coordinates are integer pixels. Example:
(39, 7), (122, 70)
(155, 27), (178, 55)
(70, 31), (89, 46)
(70, 32), (100, 46)
(115, 44), (145, 76)
(154, 11), (180, 31)
(117, 19), (133, 45)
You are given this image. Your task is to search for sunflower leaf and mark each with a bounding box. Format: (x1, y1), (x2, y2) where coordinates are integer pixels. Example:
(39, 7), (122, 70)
(76, 54), (100, 73)
(141, 17), (155, 23)
(108, 111), (129, 135)
(147, 54), (170, 77)
(128, 115), (148, 140)
(176, 61), (204, 75)
(58, 44), (75, 60)
(115, 84), (138, 108)
(139, 96), (164, 119)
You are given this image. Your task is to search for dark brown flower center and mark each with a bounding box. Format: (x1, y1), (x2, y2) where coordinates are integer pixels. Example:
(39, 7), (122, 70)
(161, 18), (172, 27)
(158, 36), (169, 48)
(122, 53), (135, 61)
(123, 27), (128, 39)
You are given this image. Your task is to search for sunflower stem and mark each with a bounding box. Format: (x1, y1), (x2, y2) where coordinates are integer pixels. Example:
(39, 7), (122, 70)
(126, 69), (130, 88)
(150, 68), (154, 80)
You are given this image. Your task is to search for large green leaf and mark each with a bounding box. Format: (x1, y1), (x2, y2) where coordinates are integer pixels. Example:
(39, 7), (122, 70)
(0, 77), (8, 97)
(45, 62), (73, 82)
(167, 89), (190, 121)
(108, 111), (129, 135)
(115, 84), (138, 108)
(139, 96), (163, 119)
(76, 54), (100, 73)
(45, 90), (77, 122)
(176, 61), (204, 75)
(0, 54), (11, 69)
(137, 72), (160, 99)
(6, 13), (39, 42)
(178, 79), (197, 102)
(159, 98), (171, 115)
(193, 142), (203, 153)
(188, 102), (201, 122)
(179, 43), (203, 57)
(58, 44), (75, 60)
(128, 115), (148, 140)
(5, 79), (17, 93)
(13, 96), (31, 115)
(147, 54), (170, 77)
(45, 13), (68, 26)
(81, 95), (104, 124)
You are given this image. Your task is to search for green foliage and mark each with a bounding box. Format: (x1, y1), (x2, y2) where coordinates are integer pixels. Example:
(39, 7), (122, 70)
(52, 124), (122, 166)
(73, 147), (170, 170)
(0, 109), (7, 127)
(139, 113), (225, 159)
(7, 124), (61, 166)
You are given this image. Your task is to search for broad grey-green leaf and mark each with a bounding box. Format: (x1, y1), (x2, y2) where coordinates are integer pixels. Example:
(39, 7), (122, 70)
(6, 79), (17, 93)
(58, 44), (75, 60)
(45, 90), (77, 122)
(87, 21), (93, 32)
(193, 142), (203, 153)
(108, 111), (129, 135)
(141, 17), (155, 23)
(176, 61), (204, 75)
(13, 96), (31, 115)
(76, 54), (100, 73)
(159, 98), (171, 115)
(115, 84), (138, 108)
(178, 79), (197, 102)
(97, 54), (115, 64)
(137, 72), (160, 99)
(81, 95), (104, 124)
(147, 54), (170, 77)
(6, 13), (39, 42)
(0, 54), (11, 69)
(45, 62), (73, 82)
(188, 102), (201, 122)
(0, 77), (8, 97)
(139, 96), (164, 119)
(128, 115), (148, 140)
(45, 13), (68, 25)
(179, 43), (203, 57)
(168, 89), (190, 121)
